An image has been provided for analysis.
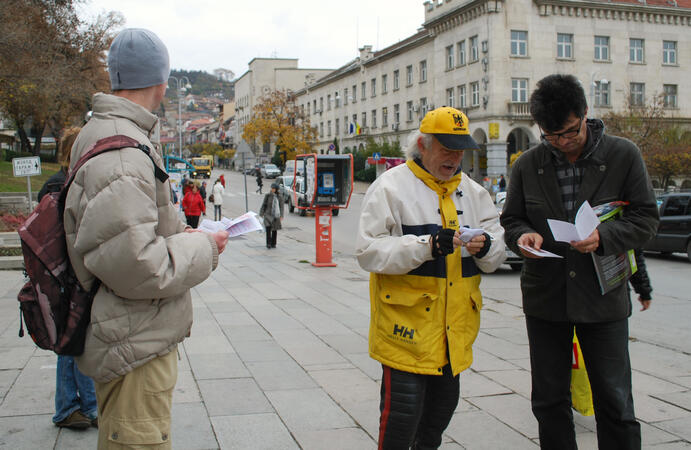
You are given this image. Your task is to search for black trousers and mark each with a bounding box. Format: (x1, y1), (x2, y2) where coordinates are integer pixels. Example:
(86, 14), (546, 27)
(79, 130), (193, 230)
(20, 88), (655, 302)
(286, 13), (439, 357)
(525, 315), (640, 450)
(265, 226), (277, 248)
(214, 205), (222, 221)
(185, 215), (200, 229)
(378, 364), (459, 450)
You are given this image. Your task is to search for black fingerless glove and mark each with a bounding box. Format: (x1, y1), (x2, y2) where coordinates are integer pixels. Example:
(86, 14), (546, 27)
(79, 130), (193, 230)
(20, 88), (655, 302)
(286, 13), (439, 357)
(431, 228), (456, 257)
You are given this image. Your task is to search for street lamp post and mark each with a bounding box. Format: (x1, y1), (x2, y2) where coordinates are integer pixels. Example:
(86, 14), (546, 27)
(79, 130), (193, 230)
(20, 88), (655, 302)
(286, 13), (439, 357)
(168, 76), (191, 157)
(589, 72), (609, 111)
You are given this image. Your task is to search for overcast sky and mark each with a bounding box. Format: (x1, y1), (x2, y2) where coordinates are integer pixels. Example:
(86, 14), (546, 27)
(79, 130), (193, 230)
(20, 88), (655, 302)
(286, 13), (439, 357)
(78, 0), (425, 78)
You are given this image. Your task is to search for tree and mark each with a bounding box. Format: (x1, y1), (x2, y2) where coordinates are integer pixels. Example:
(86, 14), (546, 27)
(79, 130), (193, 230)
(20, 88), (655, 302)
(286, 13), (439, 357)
(242, 89), (317, 163)
(603, 94), (691, 189)
(0, 0), (122, 155)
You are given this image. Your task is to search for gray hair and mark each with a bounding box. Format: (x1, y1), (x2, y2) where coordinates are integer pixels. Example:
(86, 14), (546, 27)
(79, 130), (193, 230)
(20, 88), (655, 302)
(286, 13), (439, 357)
(404, 131), (434, 160)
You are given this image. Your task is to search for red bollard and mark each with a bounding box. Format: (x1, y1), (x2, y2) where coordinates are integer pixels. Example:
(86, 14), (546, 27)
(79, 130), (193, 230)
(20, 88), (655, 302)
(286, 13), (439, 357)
(312, 206), (337, 267)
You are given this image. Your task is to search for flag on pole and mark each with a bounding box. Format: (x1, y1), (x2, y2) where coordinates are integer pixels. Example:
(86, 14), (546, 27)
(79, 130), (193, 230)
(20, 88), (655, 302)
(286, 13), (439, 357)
(349, 123), (354, 134)
(356, 123), (361, 135)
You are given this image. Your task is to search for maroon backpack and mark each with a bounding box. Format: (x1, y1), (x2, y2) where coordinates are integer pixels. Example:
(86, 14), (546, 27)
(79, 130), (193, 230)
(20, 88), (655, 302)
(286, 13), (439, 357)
(17, 135), (168, 355)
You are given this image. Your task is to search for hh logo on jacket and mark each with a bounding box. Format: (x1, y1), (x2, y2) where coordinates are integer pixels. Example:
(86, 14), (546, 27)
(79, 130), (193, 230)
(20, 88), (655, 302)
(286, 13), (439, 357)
(392, 323), (416, 343)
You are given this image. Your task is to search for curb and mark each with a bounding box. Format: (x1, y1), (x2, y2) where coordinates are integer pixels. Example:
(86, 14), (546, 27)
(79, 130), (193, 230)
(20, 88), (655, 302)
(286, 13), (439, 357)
(0, 256), (23, 270)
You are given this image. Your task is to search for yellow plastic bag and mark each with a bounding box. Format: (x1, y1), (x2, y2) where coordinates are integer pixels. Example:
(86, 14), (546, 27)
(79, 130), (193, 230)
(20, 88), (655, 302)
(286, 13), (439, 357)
(571, 332), (594, 416)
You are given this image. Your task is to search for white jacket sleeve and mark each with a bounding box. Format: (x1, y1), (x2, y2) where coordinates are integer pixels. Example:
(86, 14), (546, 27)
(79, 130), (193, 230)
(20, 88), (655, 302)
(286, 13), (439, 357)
(355, 181), (434, 275)
(466, 182), (506, 273)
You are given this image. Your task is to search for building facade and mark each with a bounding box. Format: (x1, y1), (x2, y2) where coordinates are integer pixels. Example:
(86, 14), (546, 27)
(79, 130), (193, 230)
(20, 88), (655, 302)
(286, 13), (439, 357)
(234, 58), (332, 163)
(295, 0), (691, 186)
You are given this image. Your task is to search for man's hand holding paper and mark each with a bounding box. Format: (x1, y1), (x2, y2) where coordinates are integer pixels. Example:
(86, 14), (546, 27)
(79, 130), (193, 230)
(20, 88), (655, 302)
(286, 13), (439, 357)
(547, 201), (601, 252)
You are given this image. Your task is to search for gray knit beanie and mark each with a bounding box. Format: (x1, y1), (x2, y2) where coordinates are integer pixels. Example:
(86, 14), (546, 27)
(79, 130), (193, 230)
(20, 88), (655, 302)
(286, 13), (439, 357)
(108, 28), (170, 91)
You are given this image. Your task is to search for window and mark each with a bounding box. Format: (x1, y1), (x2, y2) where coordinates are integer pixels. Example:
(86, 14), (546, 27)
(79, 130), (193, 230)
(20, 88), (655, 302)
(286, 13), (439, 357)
(313, 99), (317, 113)
(458, 84), (466, 108)
(344, 88), (348, 105)
(319, 122), (323, 137)
(511, 78), (528, 103)
(663, 84), (678, 108)
(371, 78), (376, 97)
(663, 41), (677, 65)
(335, 91), (340, 108)
(319, 97), (323, 112)
(446, 88), (455, 108)
(511, 30), (527, 57)
(327, 120), (331, 137)
(630, 82), (645, 106)
(382, 74), (388, 94)
(335, 118), (340, 136)
(343, 116), (348, 135)
(372, 109), (377, 128)
(419, 97), (428, 114)
(362, 111), (367, 127)
(406, 101), (414, 121)
(470, 36), (479, 62)
(630, 39), (644, 63)
(420, 60), (427, 82)
(393, 70), (400, 90)
(393, 104), (400, 124)
(594, 36), (609, 61)
(352, 114), (357, 129)
(594, 81), (610, 107)
(361, 82), (366, 100)
(406, 65), (413, 85)
(446, 45), (454, 70)
(662, 195), (690, 216)
(352, 85), (357, 103)
(471, 82), (480, 106)
(382, 107), (388, 127)
(327, 94), (331, 110)
(306, 103), (310, 115)
(457, 40), (466, 66)
(557, 33), (573, 59)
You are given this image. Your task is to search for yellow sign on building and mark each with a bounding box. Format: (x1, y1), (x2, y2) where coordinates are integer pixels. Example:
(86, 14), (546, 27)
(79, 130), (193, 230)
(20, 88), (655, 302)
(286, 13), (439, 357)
(488, 123), (499, 139)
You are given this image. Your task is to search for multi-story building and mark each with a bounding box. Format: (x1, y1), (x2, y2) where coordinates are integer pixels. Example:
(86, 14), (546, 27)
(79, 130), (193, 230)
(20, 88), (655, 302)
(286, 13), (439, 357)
(295, 0), (691, 186)
(234, 58), (332, 162)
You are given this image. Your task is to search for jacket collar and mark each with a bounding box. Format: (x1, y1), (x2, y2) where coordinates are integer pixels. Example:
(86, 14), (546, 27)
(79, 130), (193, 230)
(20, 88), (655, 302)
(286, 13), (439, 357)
(92, 92), (160, 140)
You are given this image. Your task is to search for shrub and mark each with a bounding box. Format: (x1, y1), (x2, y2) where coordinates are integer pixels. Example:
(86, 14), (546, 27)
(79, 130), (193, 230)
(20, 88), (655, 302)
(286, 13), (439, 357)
(355, 166), (376, 182)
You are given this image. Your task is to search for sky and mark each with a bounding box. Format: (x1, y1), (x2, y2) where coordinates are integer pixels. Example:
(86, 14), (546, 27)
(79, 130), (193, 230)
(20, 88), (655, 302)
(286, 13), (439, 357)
(78, 0), (426, 78)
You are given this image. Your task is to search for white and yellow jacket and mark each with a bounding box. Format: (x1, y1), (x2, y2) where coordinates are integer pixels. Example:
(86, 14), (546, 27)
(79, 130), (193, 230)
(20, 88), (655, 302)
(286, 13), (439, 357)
(356, 160), (505, 376)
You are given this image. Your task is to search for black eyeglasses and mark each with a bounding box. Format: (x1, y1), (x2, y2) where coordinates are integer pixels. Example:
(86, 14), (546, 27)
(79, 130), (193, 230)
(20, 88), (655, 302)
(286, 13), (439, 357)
(540, 118), (583, 142)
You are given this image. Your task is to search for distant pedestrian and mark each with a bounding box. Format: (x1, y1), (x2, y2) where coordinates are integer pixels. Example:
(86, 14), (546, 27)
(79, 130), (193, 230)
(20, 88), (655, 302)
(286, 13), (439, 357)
(64, 28), (227, 449)
(630, 249), (653, 311)
(259, 182), (284, 248)
(39, 127), (98, 430)
(212, 178), (225, 220)
(200, 181), (207, 215)
(219, 174), (226, 188)
(499, 174), (507, 192)
(256, 172), (263, 194)
(182, 183), (205, 228)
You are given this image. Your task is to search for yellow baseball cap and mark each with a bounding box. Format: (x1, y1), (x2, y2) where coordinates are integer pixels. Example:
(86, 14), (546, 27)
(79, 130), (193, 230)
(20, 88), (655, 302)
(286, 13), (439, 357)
(419, 106), (479, 151)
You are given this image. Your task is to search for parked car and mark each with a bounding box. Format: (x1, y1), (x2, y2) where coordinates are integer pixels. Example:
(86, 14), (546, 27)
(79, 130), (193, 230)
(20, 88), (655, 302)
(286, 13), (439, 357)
(276, 175), (295, 212)
(644, 192), (691, 262)
(243, 164), (261, 176)
(495, 196), (522, 271)
(260, 163), (281, 178)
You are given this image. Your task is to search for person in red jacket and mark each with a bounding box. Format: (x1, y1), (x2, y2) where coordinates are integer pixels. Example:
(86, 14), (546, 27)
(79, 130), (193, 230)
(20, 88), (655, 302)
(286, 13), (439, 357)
(182, 184), (206, 228)
(219, 174), (226, 188)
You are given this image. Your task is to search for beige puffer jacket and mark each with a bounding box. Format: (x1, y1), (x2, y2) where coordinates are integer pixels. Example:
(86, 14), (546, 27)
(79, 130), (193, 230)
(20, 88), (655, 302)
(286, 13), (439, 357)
(65, 93), (218, 383)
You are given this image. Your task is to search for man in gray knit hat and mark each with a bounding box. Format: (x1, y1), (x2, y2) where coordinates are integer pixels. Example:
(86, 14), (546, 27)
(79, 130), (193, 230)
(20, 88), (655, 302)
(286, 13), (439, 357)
(64, 28), (228, 448)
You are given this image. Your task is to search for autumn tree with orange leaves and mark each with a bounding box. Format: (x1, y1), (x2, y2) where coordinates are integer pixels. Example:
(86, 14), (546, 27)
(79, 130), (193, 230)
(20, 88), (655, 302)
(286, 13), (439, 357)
(242, 89), (317, 165)
(604, 93), (691, 190)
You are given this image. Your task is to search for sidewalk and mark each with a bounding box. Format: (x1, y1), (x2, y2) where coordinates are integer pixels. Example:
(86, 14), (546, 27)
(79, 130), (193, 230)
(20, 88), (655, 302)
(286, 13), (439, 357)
(1, 227), (690, 449)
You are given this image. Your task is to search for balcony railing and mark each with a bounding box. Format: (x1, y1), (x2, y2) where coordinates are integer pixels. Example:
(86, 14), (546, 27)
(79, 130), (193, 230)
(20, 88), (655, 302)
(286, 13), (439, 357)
(507, 102), (530, 118)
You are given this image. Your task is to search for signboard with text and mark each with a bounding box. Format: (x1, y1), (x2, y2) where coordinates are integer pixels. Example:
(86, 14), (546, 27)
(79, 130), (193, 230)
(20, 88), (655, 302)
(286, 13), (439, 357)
(12, 156), (41, 177)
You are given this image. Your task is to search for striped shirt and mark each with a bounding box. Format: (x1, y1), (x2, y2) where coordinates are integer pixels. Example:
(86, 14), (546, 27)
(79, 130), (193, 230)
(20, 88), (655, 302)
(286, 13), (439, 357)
(549, 125), (599, 220)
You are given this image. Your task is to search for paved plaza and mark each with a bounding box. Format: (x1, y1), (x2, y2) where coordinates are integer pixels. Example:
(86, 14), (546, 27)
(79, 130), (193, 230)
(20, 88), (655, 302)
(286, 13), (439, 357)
(0, 220), (690, 449)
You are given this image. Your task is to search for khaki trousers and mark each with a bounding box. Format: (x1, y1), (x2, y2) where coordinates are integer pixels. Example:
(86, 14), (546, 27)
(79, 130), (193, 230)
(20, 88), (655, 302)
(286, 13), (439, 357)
(94, 348), (178, 449)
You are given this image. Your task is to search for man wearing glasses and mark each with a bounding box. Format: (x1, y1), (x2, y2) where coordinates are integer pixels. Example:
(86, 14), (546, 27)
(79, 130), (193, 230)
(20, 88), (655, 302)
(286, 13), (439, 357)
(501, 74), (658, 449)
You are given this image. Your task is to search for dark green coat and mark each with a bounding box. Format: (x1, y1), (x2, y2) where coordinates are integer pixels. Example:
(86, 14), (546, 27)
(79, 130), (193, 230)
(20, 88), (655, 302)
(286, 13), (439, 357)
(501, 131), (658, 323)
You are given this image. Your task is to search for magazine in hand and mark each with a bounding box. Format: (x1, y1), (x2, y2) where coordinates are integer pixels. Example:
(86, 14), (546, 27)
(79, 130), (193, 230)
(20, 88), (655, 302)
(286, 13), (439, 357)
(198, 212), (264, 238)
(590, 201), (638, 295)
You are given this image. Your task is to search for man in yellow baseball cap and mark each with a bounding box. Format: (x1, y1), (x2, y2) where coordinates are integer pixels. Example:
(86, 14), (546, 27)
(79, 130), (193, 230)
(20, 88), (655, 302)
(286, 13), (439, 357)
(355, 106), (505, 449)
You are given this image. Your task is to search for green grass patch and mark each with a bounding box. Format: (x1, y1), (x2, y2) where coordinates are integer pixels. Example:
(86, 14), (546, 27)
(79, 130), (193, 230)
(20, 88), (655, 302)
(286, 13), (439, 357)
(0, 160), (61, 192)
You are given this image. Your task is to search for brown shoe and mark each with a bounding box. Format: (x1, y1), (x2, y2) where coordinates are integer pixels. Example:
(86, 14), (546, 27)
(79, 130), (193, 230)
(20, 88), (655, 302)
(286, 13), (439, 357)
(55, 410), (91, 429)
(91, 416), (98, 428)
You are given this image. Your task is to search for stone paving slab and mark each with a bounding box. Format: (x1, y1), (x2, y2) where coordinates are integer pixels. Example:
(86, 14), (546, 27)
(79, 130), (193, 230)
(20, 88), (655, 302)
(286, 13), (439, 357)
(265, 388), (355, 432)
(211, 413), (299, 450)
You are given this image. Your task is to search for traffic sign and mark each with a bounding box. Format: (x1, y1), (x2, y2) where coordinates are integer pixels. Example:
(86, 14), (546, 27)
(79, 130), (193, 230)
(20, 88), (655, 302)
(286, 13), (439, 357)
(372, 152), (381, 161)
(328, 143), (335, 151)
(12, 156), (41, 177)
